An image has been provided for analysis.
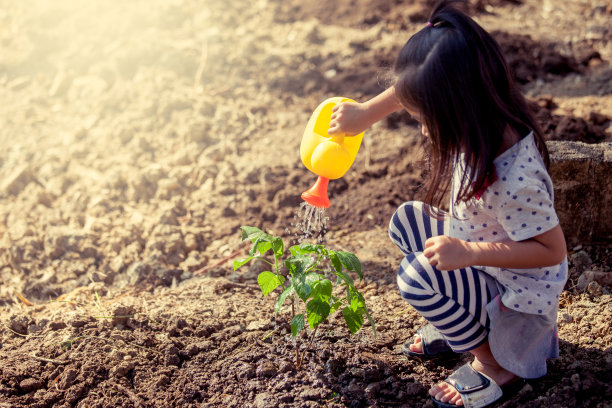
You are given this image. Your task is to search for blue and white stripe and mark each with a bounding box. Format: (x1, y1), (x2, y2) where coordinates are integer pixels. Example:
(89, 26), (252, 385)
(389, 201), (496, 353)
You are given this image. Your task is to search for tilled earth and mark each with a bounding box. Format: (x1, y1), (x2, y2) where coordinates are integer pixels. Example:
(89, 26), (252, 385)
(0, 0), (611, 407)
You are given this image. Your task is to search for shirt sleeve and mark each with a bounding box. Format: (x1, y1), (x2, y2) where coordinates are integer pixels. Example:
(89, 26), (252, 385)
(495, 184), (560, 241)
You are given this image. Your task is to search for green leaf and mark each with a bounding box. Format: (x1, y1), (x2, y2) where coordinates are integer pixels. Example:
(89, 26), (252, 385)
(291, 272), (312, 301)
(257, 271), (285, 296)
(311, 279), (332, 302)
(333, 269), (354, 287)
(274, 285), (294, 315)
(329, 298), (342, 315)
(336, 251), (362, 280)
(233, 257), (255, 270)
(272, 237), (284, 260)
(328, 251), (342, 273)
(342, 306), (364, 334)
(291, 314), (305, 337)
(240, 226), (270, 242)
(306, 299), (330, 329)
(252, 237), (272, 256)
(348, 287), (366, 311)
(363, 306), (377, 338)
(285, 255), (315, 275)
(290, 243), (325, 256)
(350, 296), (361, 312)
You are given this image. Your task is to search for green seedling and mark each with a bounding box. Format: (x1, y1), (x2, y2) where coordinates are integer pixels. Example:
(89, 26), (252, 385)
(234, 226), (376, 367)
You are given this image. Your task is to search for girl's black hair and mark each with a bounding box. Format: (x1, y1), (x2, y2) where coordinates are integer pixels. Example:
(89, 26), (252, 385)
(394, 0), (549, 216)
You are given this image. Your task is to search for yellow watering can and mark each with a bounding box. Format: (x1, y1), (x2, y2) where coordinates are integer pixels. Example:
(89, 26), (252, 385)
(300, 97), (365, 208)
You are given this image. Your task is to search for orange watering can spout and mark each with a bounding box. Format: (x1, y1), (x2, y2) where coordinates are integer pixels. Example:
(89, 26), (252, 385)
(301, 176), (330, 208)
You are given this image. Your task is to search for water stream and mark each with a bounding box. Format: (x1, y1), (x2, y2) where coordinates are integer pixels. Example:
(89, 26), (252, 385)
(285, 202), (329, 245)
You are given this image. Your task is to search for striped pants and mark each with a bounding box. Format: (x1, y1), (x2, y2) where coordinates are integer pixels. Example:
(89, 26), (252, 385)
(389, 201), (498, 353)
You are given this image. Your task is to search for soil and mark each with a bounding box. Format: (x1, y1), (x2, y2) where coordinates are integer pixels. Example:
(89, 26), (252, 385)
(1, 0), (611, 407)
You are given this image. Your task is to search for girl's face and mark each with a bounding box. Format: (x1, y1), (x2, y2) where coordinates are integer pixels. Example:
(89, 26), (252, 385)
(403, 104), (430, 138)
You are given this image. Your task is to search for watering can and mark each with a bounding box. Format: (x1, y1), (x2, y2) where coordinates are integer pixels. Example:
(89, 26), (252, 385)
(300, 97), (365, 208)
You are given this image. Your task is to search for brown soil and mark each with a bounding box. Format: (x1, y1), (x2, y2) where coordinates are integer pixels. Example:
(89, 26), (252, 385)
(1, 0), (611, 407)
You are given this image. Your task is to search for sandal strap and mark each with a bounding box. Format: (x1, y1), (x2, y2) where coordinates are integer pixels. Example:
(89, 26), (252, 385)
(420, 324), (451, 356)
(443, 364), (503, 408)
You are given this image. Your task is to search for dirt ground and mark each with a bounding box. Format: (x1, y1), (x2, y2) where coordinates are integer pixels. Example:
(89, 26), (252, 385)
(0, 0), (611, 407)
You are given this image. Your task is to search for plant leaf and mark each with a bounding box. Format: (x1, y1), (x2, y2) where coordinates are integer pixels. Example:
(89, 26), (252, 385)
(291, 272), (311, 301)
(306, 299), (330, 329)
(328, 251), (342, 273)
(233, 256), (256, 270)
(342, 306), (364, 334)
(291, 314), (305, 337)
(333, 269), (354, 287)
(311, 279), (332, 302)
(290, 243), (324, 256)
(272, 237), (284, 260)
(363, 306), (377, 338)
(274, 285), (294, 315)
(286, 254), (316, 273)
(252, 237), (272, 256)
(329, 298), (342, 315)
(257, 271), (285, 297)
(336, 251), (362, 280)
(240, 226), (270, 242)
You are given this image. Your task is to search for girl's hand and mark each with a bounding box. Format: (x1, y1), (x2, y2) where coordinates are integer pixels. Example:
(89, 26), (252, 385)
(328, 102), (373, 136)
(423, 236), (475, 271)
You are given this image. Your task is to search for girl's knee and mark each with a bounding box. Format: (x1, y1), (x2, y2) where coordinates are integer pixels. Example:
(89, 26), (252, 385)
(396, 253), (435, 296)
(388, 201), (423, 254)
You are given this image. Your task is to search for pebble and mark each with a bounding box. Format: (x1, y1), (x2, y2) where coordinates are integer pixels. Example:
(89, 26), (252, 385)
(256, 361), (277, 378)
(19, 378), (45, 393)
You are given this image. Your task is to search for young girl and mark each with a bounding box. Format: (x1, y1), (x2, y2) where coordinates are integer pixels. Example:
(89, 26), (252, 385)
(328, 2), (568, 407)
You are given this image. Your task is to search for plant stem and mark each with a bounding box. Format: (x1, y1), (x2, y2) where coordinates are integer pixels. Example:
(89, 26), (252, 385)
(296, 325), (319, 369)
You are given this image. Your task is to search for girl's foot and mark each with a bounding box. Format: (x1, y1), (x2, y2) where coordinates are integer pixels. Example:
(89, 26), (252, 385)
(429, 356), (517, 406)
(408, 334), (423, 353)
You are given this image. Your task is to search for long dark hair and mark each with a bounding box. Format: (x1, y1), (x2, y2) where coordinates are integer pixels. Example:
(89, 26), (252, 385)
(393, 0), (549, 216)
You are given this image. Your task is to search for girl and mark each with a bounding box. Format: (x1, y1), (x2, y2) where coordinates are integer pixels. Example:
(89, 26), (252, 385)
(328, 1), (568, 407)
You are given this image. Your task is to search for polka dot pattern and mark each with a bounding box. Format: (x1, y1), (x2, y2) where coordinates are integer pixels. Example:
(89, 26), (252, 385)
(449, 132), (567, 316)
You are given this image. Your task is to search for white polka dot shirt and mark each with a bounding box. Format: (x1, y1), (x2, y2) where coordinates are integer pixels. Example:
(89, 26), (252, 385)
(449, 133), (568, 315)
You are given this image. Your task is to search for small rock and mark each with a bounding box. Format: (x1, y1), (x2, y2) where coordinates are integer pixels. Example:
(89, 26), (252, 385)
(518, 382), (533, 396)
(587, 281), (603, 297)
(111, 305), (135, 328)
(70, 319), (89, 328)
(558, 312), (573, 324)
(111, 361), (135, 378)
(59, 367), (79, 390)
(49, 321), (67, 330)
(364, 381), (383, 397)
(186, 343), (199, 357)
(256, 361), (277, 378)
(8, 315), (30, 335)
(164, 346), (180, 366)
(19, 378), (45, 393)
(570, 250), (592, 271)
(576, 270), (612, 290)
(165, 354), (181, 366)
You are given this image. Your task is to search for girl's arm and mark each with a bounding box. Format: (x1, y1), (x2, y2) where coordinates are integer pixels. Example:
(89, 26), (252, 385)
(328, 87), (404, 136)
(423, 224), (567, 271)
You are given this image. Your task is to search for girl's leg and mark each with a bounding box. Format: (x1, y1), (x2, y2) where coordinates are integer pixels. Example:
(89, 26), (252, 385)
(389, 201), (447, 256)
(397, 254), (517, 406)
(397, 253), (492, 352)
